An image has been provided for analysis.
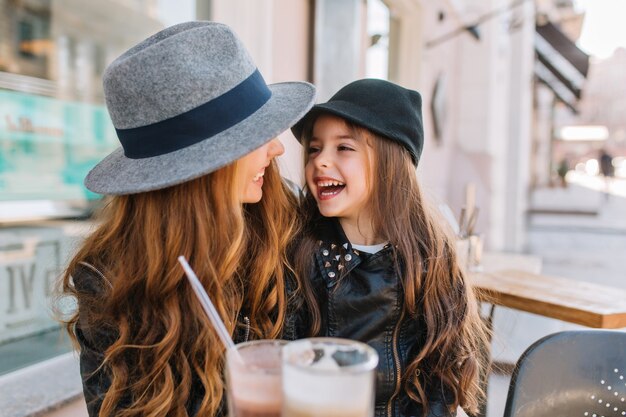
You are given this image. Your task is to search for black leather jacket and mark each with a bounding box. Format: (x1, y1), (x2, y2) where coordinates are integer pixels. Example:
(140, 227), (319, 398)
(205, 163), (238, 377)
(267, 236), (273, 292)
(306, 216), (454, 417)
(71, 261), (299, 417)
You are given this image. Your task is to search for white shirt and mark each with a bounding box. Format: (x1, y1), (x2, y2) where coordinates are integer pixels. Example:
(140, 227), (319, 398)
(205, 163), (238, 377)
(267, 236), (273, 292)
(351, 242), (388, 254)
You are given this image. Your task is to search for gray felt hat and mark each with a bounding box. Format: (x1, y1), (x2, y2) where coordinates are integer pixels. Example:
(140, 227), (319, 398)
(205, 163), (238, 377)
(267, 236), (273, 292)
(85, 21), (316, 195)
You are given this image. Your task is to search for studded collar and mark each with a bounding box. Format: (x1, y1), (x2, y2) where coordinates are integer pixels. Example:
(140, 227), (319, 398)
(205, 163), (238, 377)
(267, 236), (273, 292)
(312, 216), (393, 287)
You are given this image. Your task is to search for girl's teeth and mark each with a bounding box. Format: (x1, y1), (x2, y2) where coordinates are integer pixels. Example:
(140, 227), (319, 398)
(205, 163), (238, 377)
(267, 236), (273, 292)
(318, 180), (344, 187)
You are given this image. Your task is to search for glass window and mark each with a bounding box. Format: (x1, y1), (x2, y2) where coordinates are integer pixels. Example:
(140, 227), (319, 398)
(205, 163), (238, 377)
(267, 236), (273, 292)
(4, 0), (52, 79)
(0, 0), (196, 377)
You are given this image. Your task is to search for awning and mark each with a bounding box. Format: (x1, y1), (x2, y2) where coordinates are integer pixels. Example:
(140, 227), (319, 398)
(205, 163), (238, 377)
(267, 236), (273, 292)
(535, 21), (590, 112)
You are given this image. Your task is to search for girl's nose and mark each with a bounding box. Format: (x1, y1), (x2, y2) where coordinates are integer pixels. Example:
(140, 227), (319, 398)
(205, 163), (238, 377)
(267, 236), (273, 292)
(314, 149), (331, 168)
(268, 138), (285, 158)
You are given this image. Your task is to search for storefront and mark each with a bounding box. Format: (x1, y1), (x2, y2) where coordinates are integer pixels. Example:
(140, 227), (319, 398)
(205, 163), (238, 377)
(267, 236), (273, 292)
(0, 0), (198, 377)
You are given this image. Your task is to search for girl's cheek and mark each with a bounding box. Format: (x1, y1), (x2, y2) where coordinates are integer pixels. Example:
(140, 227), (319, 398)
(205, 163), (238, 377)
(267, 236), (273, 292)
(304, 166), (314, 186)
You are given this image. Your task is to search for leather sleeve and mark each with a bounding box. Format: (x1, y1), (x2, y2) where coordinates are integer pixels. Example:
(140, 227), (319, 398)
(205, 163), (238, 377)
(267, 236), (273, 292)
(75, 324), (110, 417)
(71, 264), (211, 416)
(423, 401), (456, 417)
(404, 398), (455, 417)
(402, 376), (456, 417)
(283, 265), (316, 340)
(71, 264), (115, 417)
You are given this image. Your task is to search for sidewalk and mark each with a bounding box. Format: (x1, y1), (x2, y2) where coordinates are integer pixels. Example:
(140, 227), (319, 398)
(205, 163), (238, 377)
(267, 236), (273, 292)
(528, 175), (626, 288)
(530, 173), (626, 232)
(44, 399), (87, 417)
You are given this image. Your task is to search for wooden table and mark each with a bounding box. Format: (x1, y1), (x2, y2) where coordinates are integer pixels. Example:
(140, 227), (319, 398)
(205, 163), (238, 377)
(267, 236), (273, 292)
(471, 269), (626, 329)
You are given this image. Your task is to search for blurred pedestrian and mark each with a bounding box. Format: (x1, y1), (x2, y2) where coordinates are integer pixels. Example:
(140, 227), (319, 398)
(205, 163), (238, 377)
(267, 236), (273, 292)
(599, 149), (614, 198)
(557, 157), (569, 188)
(57, 22), (315, 417)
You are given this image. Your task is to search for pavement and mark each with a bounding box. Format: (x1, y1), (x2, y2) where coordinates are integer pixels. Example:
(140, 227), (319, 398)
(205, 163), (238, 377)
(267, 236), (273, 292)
(530, 172), (626, 233)
(528, 175), (626, 288)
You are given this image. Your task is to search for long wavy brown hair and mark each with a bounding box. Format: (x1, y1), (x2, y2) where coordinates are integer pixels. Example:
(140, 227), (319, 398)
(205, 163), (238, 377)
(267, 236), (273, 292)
(59, 160), (299, 417)
(295, 120), (490, 416)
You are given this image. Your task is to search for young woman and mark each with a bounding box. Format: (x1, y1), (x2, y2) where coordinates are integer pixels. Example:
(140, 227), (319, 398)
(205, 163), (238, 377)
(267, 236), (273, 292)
(291, 79), (489, 417)
(58, 21), (315, 417)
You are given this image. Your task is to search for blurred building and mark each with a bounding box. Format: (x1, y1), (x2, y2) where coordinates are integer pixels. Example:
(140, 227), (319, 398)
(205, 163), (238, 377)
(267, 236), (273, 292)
(547, 47), (626, 179)
(581, 49), (626, 138)
(0, 0), (162, 332)
(531, 0), (590, 188)
(0, 2), (185, 413)
(401, 0), (537, 252)
(0, 0), (162, 99)
(576, 48), (626, 153)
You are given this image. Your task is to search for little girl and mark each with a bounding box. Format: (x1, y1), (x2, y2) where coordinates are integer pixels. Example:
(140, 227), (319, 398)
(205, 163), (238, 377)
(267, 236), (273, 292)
(291, 79), (488, 417)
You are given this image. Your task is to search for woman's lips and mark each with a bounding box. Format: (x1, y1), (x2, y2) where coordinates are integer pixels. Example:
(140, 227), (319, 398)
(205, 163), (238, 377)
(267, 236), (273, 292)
(253, 171), (264, 187)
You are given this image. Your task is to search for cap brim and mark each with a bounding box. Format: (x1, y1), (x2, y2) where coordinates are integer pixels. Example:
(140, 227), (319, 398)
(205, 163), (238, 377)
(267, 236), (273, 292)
(291, 100), (392, 144)
(85, 81), (315, 195)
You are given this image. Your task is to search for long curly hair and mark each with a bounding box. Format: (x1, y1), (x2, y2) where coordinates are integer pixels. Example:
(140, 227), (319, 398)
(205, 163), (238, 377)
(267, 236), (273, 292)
(59, 160), (299, 417)
(295, 119), (490, 416)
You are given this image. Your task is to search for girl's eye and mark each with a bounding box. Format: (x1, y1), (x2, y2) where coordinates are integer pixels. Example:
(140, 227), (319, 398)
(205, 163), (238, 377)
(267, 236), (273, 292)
(338, 145), (355, 151)
(307, 146), (320, 154)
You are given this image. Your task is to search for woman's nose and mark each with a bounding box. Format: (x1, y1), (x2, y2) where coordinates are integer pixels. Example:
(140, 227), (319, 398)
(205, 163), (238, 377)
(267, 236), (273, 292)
(268, 138), (285, 158)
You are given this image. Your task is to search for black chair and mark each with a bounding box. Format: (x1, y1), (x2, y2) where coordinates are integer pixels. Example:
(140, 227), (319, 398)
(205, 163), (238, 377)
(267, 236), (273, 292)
(503, 330), (626, 417)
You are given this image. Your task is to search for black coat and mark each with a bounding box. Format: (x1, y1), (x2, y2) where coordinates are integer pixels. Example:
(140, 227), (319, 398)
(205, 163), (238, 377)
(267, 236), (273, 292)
(306, 216), (453, 417)
(71, 261), (299, 417)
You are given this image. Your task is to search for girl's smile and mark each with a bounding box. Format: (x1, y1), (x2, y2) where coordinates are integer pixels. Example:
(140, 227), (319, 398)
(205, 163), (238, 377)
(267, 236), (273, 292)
(314, 176), (346, 200)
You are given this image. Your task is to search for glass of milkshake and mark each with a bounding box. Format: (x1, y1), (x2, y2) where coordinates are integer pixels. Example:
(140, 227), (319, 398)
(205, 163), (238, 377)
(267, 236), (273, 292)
(282, 338), (379, 417)
(226, 339), (286, 417)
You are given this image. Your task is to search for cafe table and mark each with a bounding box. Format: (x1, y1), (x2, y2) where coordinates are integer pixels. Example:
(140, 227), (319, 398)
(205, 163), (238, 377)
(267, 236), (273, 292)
(470, 269), (626, 329)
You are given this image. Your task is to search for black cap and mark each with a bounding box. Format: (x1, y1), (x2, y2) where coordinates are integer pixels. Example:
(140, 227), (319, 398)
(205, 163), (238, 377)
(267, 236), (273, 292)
(291, 78), (424, 165)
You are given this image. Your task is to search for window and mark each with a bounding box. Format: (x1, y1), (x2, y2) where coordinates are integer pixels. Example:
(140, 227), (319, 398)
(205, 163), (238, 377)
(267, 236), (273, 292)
(10, 1), (52, 79)
(0, 0), (196, 402)
(366, 0), (390, 80)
